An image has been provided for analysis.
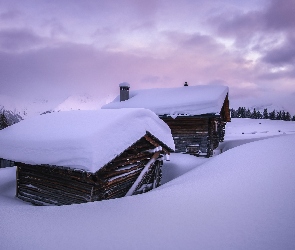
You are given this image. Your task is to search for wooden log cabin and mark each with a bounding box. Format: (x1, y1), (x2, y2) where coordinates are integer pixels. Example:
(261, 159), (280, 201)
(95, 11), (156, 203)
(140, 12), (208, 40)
(102, 83), (230, 157)
(0, 109), (174, 205)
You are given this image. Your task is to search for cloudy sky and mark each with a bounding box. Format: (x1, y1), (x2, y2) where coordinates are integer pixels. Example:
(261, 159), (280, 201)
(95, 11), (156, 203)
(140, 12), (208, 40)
(0, 0), (295, 111)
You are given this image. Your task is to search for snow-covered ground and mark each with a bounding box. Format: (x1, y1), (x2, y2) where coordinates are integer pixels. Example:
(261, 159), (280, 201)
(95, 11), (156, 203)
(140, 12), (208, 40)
(1, 118), (295, 250)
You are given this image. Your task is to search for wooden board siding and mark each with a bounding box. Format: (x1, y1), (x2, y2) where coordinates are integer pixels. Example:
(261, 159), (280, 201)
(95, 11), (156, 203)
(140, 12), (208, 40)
(160, 116), (226, 157)
(160, 116), (210, 156)
(16, 164), (98, 205)
(16, 133), (170, 206)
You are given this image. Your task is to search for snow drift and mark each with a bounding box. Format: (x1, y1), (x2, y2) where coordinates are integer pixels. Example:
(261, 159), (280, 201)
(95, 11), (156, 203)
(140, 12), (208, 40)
(1, 119), (295, 249)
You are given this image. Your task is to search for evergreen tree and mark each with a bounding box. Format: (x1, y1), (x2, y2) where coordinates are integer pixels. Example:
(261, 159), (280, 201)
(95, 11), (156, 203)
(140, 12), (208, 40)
(256, 110), (263, 119)
(263, 108), (269, 119)
(230, 108), (237, 118)
(251, 108), (257, 119)
(276, 111), (282, 120)
(269, 110), (276, 120)
(282, 111), (286, 121)
(245, 108), (252, 118)
(241, 107), (246, 118)
(285, 112), (291, 121)
(0, 112), (9, 129)
(236, 107), (242, 118)
(227, 107), (294, 121)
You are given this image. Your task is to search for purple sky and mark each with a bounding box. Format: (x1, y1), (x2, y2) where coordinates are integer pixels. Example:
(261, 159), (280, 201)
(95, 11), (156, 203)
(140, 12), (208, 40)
(0, 0), (295, 111)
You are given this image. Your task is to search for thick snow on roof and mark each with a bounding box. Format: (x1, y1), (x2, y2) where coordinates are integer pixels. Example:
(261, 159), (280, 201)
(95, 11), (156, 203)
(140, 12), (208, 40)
(102, 85), (229, 116)
(0, 109), (174, 172)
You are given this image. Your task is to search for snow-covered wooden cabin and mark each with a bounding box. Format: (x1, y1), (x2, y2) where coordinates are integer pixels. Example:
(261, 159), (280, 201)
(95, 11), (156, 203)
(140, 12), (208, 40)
(103, 84), (230, 157)
(0, 109), (174, 206)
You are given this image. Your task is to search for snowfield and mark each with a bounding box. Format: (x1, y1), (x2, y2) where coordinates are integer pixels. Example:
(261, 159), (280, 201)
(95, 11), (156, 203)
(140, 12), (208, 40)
(1, 118), (295, 250)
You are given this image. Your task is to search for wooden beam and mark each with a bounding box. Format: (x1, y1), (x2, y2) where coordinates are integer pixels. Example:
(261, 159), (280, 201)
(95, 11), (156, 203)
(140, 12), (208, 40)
(125, 151), (160, 196)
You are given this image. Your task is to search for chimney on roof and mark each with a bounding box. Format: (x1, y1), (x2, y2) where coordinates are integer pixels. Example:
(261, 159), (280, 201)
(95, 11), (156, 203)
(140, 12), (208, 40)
(184, 82), (188, 86)
(119, 82), (130, 102)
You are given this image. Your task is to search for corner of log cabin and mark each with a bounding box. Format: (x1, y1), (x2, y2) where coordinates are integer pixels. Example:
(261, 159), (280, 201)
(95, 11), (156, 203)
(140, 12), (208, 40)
(221, 93), (231, 122)
(95, 133), (171, 200)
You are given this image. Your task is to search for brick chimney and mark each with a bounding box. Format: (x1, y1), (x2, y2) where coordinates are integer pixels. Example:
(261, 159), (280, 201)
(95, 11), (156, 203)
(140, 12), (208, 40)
(119, 82), (130, 102)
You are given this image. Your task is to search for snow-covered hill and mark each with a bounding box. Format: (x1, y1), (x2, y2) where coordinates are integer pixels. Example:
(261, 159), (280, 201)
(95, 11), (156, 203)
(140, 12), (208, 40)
(1, 118), (295, 249)
(0, 94), (58, 119)
(0, 94), (114, 121)
(53, 94), (111, 112)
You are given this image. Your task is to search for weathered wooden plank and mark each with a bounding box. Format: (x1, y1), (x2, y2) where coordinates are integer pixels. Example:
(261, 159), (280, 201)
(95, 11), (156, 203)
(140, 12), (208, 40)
(18, 167), (99, 189)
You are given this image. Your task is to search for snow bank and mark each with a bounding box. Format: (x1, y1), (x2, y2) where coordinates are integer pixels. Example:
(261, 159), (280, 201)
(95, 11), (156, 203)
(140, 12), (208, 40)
(161, 153), (209, 184)
(1, 131), (295, 250)
(2, 118), (295, 250)
(219, 118), (295, 152)
(102, 85), (229, 116)
(0, 109), (174, 172)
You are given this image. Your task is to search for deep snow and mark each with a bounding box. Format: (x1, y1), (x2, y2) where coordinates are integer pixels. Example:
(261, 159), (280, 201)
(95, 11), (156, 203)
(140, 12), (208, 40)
(1, 118), (295, 250)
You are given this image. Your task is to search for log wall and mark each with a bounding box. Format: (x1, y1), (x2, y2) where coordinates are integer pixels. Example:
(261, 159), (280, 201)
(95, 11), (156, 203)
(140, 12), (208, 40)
(161, 116), (226, 157)
(160, 116), (209, 156)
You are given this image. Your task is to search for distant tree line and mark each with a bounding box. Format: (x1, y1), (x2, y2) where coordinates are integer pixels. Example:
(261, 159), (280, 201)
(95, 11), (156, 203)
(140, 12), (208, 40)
(231, 107), (295, 121)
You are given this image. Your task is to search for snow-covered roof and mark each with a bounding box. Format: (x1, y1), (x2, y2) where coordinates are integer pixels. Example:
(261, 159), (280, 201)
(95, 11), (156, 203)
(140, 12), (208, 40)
(119, 82), (130, 88)
(0, 109), (174, 172)
(102, 85), (229, 117)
